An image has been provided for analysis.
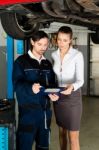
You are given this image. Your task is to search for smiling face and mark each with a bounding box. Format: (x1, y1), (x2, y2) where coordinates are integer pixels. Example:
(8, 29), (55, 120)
(57, 32), (72, 52)
(31, 37), (49, 57)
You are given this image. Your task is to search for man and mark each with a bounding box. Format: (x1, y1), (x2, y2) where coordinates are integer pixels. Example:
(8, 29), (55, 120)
(12, 31), (56, 150)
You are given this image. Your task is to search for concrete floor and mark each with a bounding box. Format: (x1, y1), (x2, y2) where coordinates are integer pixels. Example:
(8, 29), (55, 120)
(50, 96), (99, 150)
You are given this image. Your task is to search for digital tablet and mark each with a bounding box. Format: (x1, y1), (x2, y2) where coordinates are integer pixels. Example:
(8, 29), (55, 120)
(44, 88), (61, 93)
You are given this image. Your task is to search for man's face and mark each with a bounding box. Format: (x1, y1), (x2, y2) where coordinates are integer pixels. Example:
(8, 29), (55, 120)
(31, 37), (49, 56)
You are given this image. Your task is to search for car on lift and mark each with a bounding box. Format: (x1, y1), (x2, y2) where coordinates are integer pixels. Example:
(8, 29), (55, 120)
(0, 0), (99, 43)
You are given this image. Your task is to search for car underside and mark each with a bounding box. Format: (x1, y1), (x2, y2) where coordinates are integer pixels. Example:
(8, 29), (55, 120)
(0, 0), (99, 43)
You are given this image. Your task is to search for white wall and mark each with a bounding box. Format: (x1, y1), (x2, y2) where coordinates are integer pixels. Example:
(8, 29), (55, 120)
(90, 40), (99, 95)
(0, 21), (7, 46)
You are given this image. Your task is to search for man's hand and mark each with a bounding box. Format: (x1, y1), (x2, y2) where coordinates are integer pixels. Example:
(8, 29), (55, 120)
(32, 83), (41, 94)
(48, 94), (59, 101)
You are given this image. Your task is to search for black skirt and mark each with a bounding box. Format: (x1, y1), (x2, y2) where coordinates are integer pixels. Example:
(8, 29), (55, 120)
(53, 89), (82, 131)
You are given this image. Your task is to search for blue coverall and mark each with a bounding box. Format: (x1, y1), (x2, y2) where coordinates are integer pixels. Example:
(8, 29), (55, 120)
(12, 53), (56, 150)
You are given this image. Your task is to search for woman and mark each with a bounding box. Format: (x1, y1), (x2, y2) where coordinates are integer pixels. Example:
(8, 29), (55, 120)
(50, 26), (84, 150)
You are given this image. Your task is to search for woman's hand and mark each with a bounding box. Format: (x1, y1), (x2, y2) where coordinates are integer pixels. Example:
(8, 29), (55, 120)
(48, 94), (59, 101)
(60, 84), (74, 95)
(32, 83), (41, 94)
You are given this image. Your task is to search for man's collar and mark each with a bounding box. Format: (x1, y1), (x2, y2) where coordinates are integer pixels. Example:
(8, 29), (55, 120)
(28, 50), (46, 62)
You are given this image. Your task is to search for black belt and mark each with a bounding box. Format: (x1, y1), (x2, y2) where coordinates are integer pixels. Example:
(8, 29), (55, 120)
(18, 124), (35, 132)
(19, 103), (50, 110)
(19, 104), (42, 109)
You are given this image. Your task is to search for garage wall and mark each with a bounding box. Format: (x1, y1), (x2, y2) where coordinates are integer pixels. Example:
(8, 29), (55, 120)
(0, 21), (7, 98)
(74, 32), (88, 95)
(90, 40), (99, 95)
(0, 47), (7, 98)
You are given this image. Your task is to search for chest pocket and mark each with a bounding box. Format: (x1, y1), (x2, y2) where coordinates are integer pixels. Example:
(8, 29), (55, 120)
(40, 70), (51, 87)
(24, 69), (40, 82)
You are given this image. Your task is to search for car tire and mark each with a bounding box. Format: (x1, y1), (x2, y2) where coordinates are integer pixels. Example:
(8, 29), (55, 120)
(0, 12), (40, 39)
(91, 29), (99, 44)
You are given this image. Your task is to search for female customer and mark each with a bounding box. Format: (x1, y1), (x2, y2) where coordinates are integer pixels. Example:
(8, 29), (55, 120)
(51, 26), (84, 150)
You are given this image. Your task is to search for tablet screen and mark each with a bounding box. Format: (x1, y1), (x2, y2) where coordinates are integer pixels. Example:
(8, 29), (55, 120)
(44, 88), (60, 93)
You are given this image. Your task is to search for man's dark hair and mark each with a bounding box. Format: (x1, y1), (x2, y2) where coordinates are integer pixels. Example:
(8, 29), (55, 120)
(58, 26), (73, 39)
(31, 30), (49, 42)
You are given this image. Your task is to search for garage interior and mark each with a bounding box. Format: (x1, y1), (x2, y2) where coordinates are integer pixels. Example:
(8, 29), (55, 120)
(0, 20), (99, 150)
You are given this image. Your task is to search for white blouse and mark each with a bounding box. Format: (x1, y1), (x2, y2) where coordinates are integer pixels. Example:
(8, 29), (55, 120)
(51, 47), (84, 91)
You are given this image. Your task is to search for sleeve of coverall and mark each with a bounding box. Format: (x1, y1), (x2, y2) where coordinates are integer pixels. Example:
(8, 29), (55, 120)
(12, 60), (38, 104)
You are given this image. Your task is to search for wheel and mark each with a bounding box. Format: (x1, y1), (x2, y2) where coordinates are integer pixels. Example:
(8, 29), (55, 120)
(91, 29), (99, 44)
(0, 12), (40, 39)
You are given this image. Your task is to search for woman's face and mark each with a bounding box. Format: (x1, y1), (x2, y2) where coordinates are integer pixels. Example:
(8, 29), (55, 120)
(57, 32), (72, 51)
